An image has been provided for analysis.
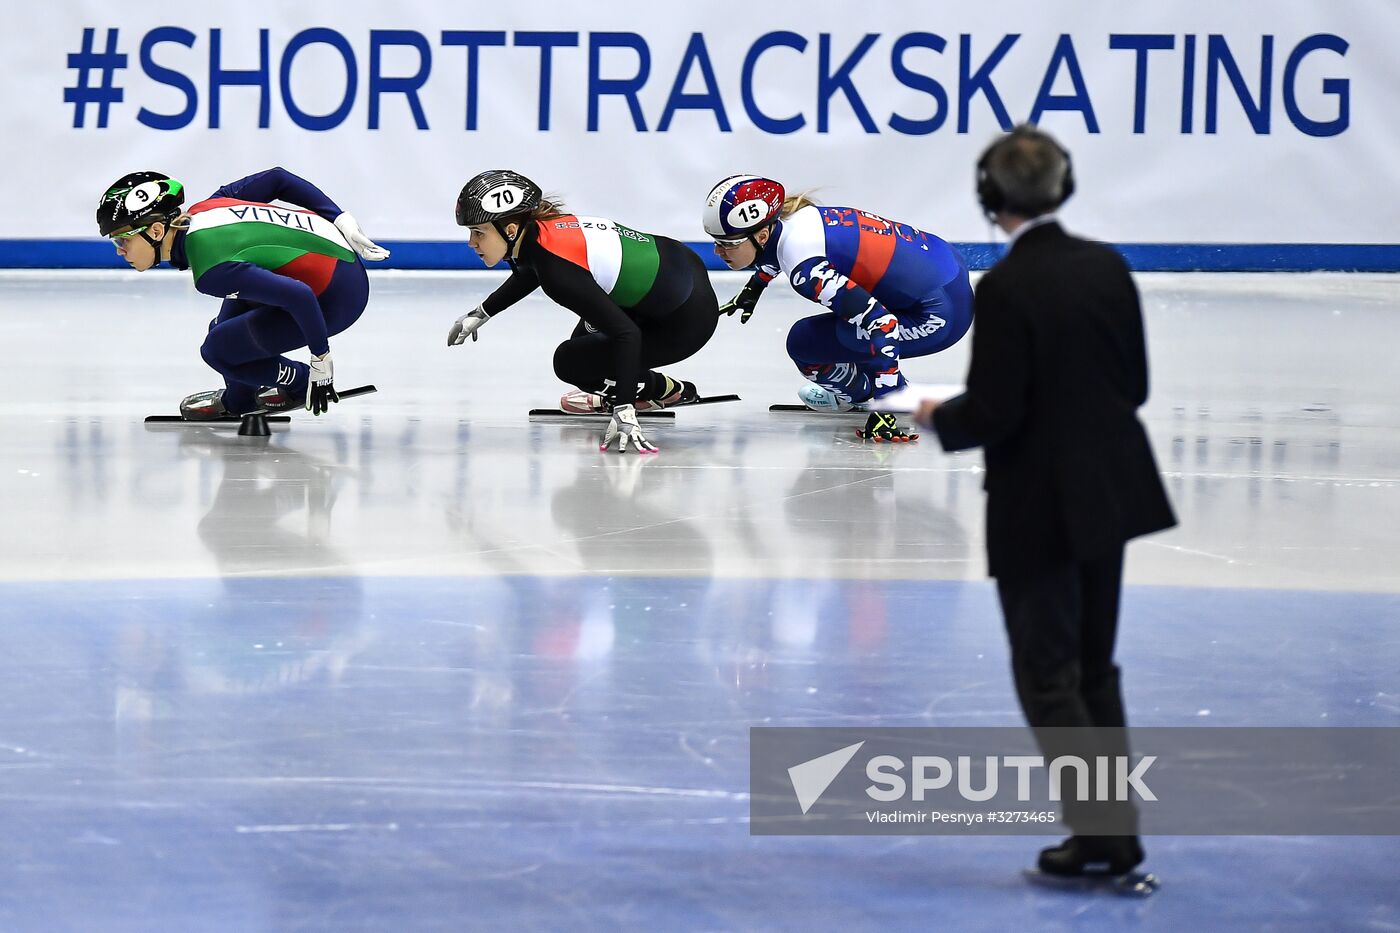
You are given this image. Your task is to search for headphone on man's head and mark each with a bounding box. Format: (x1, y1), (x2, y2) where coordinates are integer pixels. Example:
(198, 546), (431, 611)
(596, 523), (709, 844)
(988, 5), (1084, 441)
(975, 125), (1075, 220)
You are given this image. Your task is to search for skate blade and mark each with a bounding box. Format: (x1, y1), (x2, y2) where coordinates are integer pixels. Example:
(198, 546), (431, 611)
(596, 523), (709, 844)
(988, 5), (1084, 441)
(769, 404), (869, 415)
(1023, 868), (1159, 898)
(144, 384), (377, 423)
(531, 410), (675, 419)
(530, 395), (739, 419)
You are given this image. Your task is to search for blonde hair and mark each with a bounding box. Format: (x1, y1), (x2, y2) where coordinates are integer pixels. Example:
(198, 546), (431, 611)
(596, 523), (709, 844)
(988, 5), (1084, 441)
(780, 191), (820, 218)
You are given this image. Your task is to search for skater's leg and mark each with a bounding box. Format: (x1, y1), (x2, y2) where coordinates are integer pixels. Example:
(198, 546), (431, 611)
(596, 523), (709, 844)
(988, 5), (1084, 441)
(197, 263), (368, 414)
(634, 251), (718, 403)
(786, 314), (877, 407)
(200, 307), (309, 414)
(552, 332), (614, 396)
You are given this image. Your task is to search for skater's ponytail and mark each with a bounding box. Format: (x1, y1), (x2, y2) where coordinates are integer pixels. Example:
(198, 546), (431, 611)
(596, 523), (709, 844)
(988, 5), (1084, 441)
(528, 195), (568, 221)
(780, 191), (820, 218)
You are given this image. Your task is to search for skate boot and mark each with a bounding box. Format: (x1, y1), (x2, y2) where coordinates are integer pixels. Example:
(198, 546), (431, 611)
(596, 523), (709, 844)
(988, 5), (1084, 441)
(797, 382), (858, 413)
(559, 389), (612, 414)
(179, 389), (229, 421)
(257, 385), (304, 413)
(856, 411), (918, 442)
(1038, 836), (1145, 877)
(636, 377), (698, 411)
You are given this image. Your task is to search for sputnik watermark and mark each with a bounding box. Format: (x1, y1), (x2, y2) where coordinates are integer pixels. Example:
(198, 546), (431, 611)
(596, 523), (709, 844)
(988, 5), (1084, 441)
(790, 746), (1153, 811)
(865, 754), (1156, 803)
(751, 727), (1400, 836)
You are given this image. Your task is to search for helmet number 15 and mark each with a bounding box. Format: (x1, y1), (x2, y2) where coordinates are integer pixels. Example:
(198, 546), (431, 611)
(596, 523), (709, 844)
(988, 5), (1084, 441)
(726, 197), (771, 231)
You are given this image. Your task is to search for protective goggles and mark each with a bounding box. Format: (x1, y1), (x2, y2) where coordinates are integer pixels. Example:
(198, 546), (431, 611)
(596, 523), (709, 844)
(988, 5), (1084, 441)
(711, 234), (750, 249)
(109, 224), (151, 242)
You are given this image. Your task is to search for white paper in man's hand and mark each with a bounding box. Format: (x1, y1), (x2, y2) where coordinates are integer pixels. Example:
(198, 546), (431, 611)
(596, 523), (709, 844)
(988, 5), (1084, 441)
(873, 382), (964, 413)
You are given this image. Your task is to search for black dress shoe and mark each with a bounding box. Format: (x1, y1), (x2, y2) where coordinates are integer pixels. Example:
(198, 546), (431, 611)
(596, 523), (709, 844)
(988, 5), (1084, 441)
(1038, 836), (1145, 876)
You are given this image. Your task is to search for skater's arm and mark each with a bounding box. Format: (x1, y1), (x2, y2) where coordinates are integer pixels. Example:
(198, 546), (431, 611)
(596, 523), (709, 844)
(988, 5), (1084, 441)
(212, 167), (343, 221)
(531, 249), (644, 405)
(196, 262), (331, 356)
(480, 265), (541, 316)
(931, 275), (1030, 452)
(787, 256), (890, 324)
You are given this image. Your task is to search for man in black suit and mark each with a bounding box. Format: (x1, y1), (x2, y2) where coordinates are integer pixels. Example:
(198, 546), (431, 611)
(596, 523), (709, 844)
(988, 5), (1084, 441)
(915, 125), (1176, 877)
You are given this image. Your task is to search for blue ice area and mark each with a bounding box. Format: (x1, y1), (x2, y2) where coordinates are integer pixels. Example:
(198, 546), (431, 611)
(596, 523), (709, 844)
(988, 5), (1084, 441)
(1, 575), (1397, 932)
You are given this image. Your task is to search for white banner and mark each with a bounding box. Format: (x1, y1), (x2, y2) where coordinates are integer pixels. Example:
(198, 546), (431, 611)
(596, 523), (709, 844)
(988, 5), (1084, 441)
(6, 1), (1394, 246)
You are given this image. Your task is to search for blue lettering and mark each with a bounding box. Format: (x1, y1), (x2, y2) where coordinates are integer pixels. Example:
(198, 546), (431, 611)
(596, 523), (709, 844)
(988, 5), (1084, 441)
(958, 34), (1017, 133)
(818, 33), (879, 134)
(1206, 34), (1273, 134)
(1029, 34), (1098, 131)
(230, 207), (250, 220)
(888, 32), (948, 136)
(515, 31), (579, 131)
(741, 32), (807, 134)
(588, 32), (650, 132)
(441, 31), (507, 131)
(138, 27), (197, 131)
(1109, 34), (1174, 134)
(280, 29), (357, 131)
(1283, 34), (1349, 138)
(658, 33), (730, 132)
(369, 30), (431, 130)
(1181, 34), (1196, 133)
(208, 28), (269, 129)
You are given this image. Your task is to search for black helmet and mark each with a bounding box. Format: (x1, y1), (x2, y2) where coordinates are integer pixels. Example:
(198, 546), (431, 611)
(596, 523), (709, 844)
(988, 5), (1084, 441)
(455, 169), (542, 226)
(97, 171), (185, 237)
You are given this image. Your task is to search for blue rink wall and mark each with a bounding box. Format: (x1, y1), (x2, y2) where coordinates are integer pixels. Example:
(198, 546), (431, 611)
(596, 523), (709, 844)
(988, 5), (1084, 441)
(3, 240), (1399, 272)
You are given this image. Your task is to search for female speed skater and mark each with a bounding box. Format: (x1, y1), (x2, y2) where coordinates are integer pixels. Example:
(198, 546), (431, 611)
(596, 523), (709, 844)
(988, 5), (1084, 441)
(448, 169), (720, 454)
(703, 174), (973, 441)
(96, 167), (389, 418)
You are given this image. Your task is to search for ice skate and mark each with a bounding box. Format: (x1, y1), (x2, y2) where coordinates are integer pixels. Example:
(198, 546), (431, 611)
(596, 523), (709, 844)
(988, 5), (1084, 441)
(257, 385), (304, 413)
(178, 388), (230, 421)
(797, 382), (857, 413)
(559, 389), (612, 414)
(1022, 837), (1155, 897)
(635, 378), (698, 411)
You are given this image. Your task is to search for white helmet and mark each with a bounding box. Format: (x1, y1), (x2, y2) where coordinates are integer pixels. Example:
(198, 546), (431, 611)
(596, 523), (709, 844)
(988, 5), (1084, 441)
(702, 174), (785, 242)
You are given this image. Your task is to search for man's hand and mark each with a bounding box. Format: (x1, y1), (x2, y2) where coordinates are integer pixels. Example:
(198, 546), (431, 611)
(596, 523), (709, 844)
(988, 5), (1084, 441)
(448, 305), (490, 346)
(914, 398), (940, 430)
(333, 213), (390, 261)
(306, 352), (339, 415)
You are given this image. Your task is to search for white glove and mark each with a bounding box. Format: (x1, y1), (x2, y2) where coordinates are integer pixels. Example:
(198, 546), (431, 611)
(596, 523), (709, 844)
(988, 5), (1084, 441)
(333, 212), (390, 261)
(448, 305), (491, 346)
(306, 351), (338, 415)
(600, 404), (658, 454)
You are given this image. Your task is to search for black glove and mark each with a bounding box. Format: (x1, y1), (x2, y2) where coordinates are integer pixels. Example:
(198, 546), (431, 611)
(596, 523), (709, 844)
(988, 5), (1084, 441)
(856, 412), (919, 443)
(720, 275), (766, 324)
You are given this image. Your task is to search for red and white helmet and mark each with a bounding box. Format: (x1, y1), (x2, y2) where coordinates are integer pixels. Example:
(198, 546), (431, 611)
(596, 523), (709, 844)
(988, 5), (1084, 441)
(702, 174), (785, 243)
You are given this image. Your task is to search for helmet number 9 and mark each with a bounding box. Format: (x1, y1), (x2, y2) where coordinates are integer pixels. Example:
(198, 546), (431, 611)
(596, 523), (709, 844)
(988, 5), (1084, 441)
(124, 181), (161, 212)
(483, 183), (525, 213)
(727, 198), (769, 231)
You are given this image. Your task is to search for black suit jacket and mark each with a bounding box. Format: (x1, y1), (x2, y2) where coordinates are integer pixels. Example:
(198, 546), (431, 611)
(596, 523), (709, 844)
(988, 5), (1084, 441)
(933, 222), (1176, 578)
